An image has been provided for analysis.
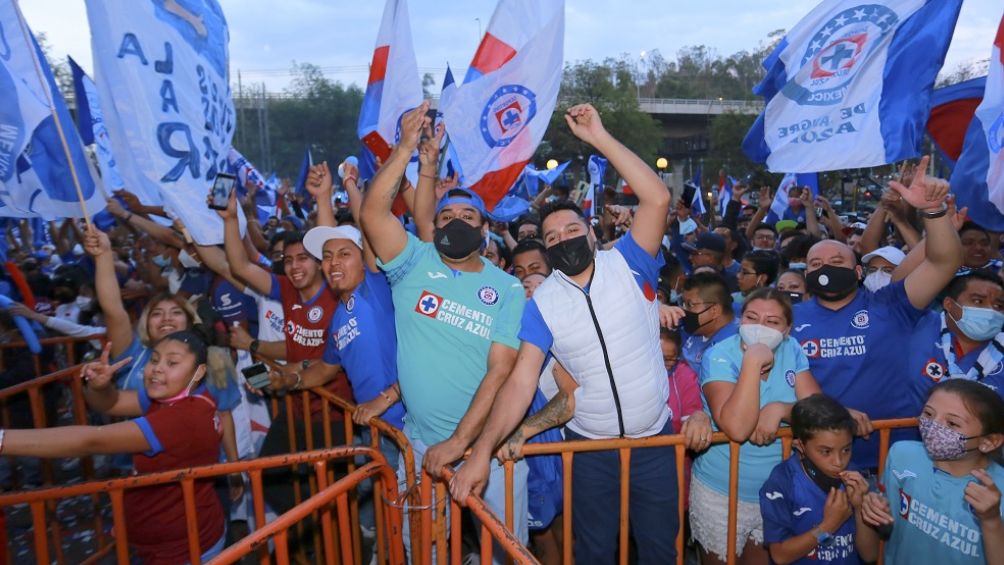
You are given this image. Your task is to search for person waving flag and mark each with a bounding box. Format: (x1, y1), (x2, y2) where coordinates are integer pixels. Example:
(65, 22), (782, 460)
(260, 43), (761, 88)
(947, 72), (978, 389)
(743, 0), (962, 173)
(440, 0), (564, 210)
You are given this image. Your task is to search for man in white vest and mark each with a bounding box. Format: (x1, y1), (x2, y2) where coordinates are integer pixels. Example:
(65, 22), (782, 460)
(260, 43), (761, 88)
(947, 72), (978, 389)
(451, 103), (679, 564)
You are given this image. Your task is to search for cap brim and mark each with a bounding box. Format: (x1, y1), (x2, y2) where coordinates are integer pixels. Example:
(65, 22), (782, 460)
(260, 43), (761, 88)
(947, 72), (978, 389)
(303, 226), (363, 260)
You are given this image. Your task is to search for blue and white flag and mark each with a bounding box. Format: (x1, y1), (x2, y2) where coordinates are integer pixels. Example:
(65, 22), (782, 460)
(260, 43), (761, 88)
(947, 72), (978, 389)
(227, 147), (267, 193)
(951, 14), (1004, 231)
(718, 175), (735, 216)
(294, 147), (313, 196)
(68, 56), (125, 194)
(689, 182), (707, 215)
(743, 0), (963, 173)
(765, 173), (818, 223)
(86, 0), (244, 244)
(0, 2), (103, 219)
(583, 155), (607, 217)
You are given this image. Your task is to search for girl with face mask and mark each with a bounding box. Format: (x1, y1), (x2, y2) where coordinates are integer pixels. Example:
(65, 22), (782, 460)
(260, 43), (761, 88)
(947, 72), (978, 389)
(0, 333), (227, 563)
(860, 379), (1004, 564)
(691, 288), (823, 565)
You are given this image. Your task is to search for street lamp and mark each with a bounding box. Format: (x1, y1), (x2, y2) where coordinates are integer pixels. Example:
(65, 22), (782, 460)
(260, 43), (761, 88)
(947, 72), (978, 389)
(656, 157), (668, 170)
(546, 159), (559, 170)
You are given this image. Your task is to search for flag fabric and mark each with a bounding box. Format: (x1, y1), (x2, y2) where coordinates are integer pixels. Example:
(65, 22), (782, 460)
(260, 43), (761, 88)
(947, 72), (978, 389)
(928, 77), (986, 167)
(951, 14), (1004, 231)
(86, 0), (245, 244)
(357, 0), (422, 174)
(0, 2), (103, 219)
(227, 147), (268, 194)
(689, 182), (707, 215)
(765, 173), (818, 223)
(68, 56), (126, 194)
(440, 0), (564, 210)
(583, 155), (607, 218)
(294, 147), (313, 196)
(742, 0), (963, 173)
(718, 175), (735, 216)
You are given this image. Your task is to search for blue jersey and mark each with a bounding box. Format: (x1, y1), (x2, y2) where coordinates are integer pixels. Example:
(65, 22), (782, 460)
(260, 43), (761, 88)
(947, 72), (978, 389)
(681, 318), (739, 371)
(760, 455), (861, 564)
(321, 270), (404, 429)
(880, 441), (1004, 564)
(792, 282), (925, 468)
(211, 278), (259, 338)
(693, 334), (807, 501)
(906, 312), (1004, 415)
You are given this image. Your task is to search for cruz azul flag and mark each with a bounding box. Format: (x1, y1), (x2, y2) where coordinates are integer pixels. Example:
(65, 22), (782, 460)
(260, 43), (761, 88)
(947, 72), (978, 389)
(227, 146), (268, 193)
(357, 0), (422, 178)
(441, 0), (564, 210)
(719, 175), (735, 216)
(0, 2), (103, 219)
(86, 0), (245, 244)
(584, 155), (607, 217)
(928, 77), (986, 167)
(951, 14), (1004, 231)
(742, 0), (963, 173)
(68, 56), (126, 193)
(766, 173), (818, 223)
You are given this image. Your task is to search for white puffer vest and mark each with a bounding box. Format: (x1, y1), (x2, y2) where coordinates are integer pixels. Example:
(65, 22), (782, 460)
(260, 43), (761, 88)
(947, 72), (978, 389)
(534, 248), (670, 439)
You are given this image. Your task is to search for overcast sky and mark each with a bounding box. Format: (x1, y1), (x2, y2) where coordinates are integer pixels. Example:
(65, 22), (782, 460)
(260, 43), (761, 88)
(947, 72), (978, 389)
(22, 0), (1002, 94)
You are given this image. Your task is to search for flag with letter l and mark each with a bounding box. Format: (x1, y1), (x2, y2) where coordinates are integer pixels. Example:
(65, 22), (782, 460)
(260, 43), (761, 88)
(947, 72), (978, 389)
(742, 0), (963, 173)
(951, 13), (1004, 231)
(441, 0), (564, 210)
(86, 0), (244, 244)
(0, 2), (103, 219)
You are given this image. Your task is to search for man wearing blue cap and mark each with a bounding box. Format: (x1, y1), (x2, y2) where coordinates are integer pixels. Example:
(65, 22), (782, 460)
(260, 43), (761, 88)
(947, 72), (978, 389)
(361, 101), (528, 554)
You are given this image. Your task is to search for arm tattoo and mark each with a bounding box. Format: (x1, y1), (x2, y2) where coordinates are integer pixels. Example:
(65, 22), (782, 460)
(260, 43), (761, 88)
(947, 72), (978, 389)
(521, 390), (573, 437)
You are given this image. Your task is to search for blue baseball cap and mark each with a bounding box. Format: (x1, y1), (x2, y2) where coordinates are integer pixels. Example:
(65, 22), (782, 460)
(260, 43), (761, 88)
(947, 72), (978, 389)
(435, 188), (488, 220)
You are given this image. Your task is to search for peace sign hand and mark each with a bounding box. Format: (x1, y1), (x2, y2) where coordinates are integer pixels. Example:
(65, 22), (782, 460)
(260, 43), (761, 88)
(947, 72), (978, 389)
(81, 342), (132, 392)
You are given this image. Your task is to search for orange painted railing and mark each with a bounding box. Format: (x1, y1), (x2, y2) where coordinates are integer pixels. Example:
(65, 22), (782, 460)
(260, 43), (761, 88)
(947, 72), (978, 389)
(0, 334), (107, 377)
(0, 447), (392, 565)
(507, 417), (918, 565)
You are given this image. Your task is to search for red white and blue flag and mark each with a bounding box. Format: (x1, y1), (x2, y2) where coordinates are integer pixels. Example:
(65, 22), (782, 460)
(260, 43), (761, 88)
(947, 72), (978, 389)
(441, 0), (564, 210)
(743, 0), (962, 173)
(927, 77), (985, 167)
(357, 0), (422, 178)
(951, 13), (1004, 231)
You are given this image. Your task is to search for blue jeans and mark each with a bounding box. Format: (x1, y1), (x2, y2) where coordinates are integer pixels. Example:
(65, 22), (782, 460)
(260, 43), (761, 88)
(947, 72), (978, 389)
(398, 430), (528, 564)
(565, 421), (679, 564)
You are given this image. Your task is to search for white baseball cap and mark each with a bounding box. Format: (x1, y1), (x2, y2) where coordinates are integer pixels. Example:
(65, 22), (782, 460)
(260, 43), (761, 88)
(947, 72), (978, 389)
(303, 225), (363, 260)
(861, 245), (906, 266)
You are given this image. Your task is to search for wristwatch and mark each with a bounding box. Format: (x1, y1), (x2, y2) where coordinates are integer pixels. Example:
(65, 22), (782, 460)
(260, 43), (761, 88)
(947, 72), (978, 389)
(249, 339), (260, 355)
(920, 203), (948, 219)
(815, 528), (834, 546)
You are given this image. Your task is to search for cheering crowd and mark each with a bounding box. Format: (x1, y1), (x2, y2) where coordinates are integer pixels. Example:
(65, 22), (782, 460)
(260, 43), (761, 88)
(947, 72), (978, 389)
(0, 102), (1002, 565)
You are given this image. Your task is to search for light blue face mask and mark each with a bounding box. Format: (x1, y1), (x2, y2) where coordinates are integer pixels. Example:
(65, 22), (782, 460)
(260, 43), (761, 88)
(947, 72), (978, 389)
(788, 262), (807, 270)
(670, 289), (681, 305)
(152, 255), (170, 268)
(951, 301), (1004, 341)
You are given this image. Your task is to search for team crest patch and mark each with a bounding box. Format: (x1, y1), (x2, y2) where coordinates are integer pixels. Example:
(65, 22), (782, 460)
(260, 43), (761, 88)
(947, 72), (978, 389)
(415, 291), (443, 318)
(784, 370), (796, 388)
(851, 309), (870, 329)
(923, 358), (945, 382)
(307, 305), (324, 323)
(480, 85), (537, 148)
(782, 4), (899, 107)
(285, 320), (296, 335)
(346, 296), (355, 313)
(898, 489), (910, 518)
(477, 285), (499, 306)
(801, 339), (821, 358)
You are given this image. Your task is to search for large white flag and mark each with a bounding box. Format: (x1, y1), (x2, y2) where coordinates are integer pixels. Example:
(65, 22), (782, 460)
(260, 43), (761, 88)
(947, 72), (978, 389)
(86, 0), (244, 243)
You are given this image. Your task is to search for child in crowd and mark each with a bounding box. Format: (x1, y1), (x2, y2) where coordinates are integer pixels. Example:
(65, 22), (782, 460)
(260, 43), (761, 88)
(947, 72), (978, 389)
(759, 394), (877, 564)
(861, 379), (1003, 564)
(0, 331), (225, 564)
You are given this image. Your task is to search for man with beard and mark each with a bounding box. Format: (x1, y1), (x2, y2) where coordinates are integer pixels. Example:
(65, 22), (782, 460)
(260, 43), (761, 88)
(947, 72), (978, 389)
(450, 103), (680, 564)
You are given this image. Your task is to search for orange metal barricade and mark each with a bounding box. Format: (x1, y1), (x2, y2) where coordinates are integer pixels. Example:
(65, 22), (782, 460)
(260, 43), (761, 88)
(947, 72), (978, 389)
(508, 417), (919, 565)
(0, 446), (394, 565)
(0, 334), (106, 377)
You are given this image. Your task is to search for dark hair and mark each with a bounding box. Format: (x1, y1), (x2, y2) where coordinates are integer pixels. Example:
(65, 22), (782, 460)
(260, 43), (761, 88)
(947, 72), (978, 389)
(944, 270), (1004, 301)
(791, 394), (857, 441)
(154, 329), (208, 366)
(659, 327), (682, 349)
(779, 229), (801, 244)
(753, 222), (777, 237)
(488, 237), (513, 269)
(958, 221), (990, 239)
(512, 238), (550, 263)
(743, 250), (780, 285)
(782, 234), (821, 265)
(517, 215), (540, 230)
(742, 287), (794, 325)
(928, 380), (1004, 437)
(683, 271), (733, 310)
(539, 200), (586, 226)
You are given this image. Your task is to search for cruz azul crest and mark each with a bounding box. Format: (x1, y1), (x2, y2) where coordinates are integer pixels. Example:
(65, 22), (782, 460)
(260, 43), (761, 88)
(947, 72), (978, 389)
(480, 85), (537, 148)
(782, 4), (899, 107)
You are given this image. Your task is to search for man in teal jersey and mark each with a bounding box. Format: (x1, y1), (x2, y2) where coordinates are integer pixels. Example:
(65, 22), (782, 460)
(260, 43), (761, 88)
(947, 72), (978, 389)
(360, 102), (528, 552)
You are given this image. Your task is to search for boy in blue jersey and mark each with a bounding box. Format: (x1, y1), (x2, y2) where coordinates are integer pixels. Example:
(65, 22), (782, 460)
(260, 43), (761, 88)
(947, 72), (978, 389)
(792, 157), (962, 470)
(760, 394), (878, 565)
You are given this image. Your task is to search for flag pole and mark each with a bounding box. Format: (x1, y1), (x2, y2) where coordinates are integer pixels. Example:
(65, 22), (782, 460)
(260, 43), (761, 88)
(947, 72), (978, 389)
(14, 0), (93, 229)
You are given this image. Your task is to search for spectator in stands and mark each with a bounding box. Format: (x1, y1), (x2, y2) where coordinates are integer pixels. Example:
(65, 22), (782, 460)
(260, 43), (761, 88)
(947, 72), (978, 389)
(957, 222), (1003, 275)
(733, 250), (780, 310)
(512, 239), (552, 281)
(680, 272), (738, 369)
(776, 269), (808, 303)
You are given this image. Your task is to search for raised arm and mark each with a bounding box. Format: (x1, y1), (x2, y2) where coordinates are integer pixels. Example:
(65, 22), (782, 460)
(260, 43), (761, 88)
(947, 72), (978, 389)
(83, 226), (134, 359)
(81, 343), (142, 417)
(800, 189), (821, 238)
(360, 102), (428, 264)
(106, 197), (184, 249)
(565, 104), (669, 255)
(306, 162), (336, 228)
(413, 123), (445, 243)
(1, 421), (151, 458)
(746, 186), (772, 242)
(216, 190), (273, 296)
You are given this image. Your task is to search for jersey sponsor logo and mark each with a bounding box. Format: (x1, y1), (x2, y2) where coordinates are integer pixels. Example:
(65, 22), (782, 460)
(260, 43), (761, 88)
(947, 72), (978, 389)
(765, 491), (784, 500)
(795, 323), (812, 332)
(286, 320), (296, 335)
(793, 507), (812, 516)
(416, 291), (443, 317)
(307, 305), (324, 323)
(334, 316), (360, 351)
(924, 358), (946, 382)
(477, 285), (499, 306)
(219, 292), (232, 307)
(264, 308), (283, 334)
(427, 271), (448, 280)
(899, 487), (983, 557)
(801, 335), (865, 359)
(784, 370), (796, 387)
(851, 309), (870, 329)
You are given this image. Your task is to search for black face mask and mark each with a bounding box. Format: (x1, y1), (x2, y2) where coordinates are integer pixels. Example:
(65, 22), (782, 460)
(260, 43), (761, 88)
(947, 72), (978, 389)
(434, 219), (484, 260)
(682, 305), (714, 334)
(546, 235), (594, 276)
(806, 265), (859, 301)
(800, 451), (844, 493)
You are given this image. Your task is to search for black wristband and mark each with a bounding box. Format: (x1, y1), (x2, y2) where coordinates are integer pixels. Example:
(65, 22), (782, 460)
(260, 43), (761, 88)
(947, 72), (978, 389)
(920, 203), (948, 219)
(249, 339), (260, 355)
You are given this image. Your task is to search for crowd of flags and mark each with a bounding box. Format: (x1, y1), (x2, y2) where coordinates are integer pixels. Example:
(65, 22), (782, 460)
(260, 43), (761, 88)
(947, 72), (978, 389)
(0, 0), (1003, 236)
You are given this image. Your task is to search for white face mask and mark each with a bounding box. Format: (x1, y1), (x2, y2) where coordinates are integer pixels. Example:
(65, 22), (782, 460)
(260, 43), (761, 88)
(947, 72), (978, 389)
(178, 249), (200, 270)
(863, 271), (892, 292)
(739, 323), (785, 350)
